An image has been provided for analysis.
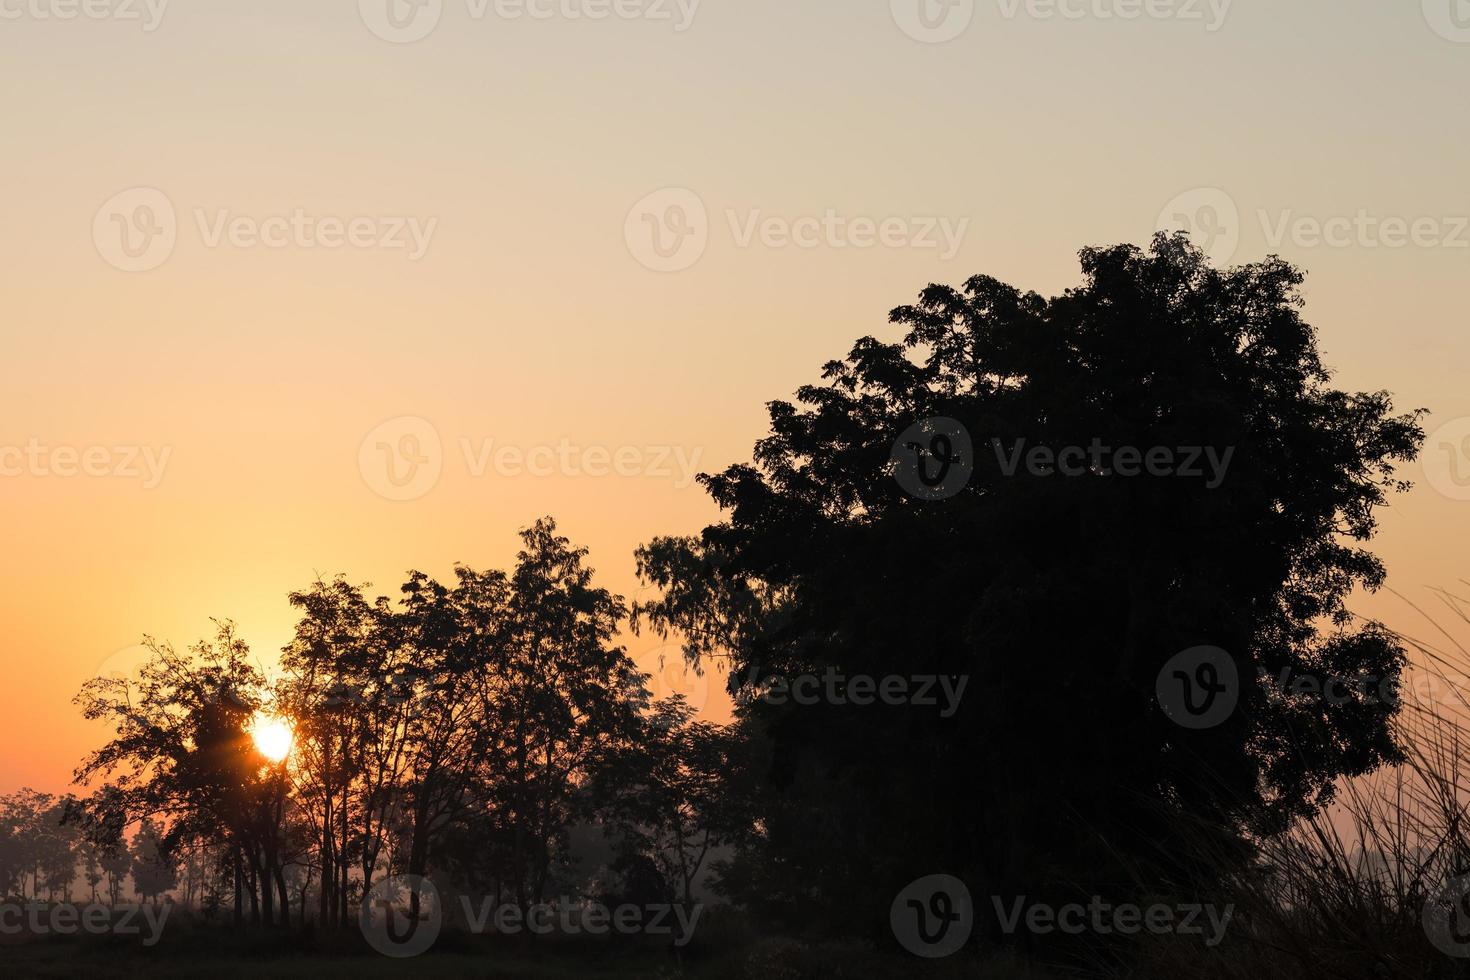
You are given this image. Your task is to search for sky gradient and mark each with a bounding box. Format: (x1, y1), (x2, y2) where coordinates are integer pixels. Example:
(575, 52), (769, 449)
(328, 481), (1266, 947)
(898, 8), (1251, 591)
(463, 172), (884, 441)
(4, 0), (1469, 792)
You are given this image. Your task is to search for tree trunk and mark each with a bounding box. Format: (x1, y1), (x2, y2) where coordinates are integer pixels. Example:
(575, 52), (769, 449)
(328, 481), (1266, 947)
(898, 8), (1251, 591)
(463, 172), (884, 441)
(233, 847), (244, 927)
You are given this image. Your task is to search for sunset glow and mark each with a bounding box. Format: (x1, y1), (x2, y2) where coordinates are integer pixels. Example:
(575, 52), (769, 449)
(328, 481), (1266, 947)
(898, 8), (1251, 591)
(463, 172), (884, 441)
(4, 4), (1470, 974)
(249, 712), (294, 764)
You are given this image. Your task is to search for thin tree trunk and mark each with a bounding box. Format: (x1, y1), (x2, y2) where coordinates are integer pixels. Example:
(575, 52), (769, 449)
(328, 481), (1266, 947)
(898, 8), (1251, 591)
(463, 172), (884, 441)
(233, 847), (244, 927)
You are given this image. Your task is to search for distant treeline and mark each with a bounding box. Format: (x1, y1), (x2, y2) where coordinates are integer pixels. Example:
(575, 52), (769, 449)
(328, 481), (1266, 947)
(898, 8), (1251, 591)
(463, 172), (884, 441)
(67, 517), (733, 930)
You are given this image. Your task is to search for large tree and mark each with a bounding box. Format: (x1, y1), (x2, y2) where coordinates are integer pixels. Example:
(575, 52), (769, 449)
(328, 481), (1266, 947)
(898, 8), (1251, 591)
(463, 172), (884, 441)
(485, 518), (647, 911)
(73, 622), (290, 924)
(633, 235), (1425, 938)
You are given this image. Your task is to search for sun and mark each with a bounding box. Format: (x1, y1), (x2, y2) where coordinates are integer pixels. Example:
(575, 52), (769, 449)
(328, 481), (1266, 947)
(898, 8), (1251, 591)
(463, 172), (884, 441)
(249, 711), (294, 763)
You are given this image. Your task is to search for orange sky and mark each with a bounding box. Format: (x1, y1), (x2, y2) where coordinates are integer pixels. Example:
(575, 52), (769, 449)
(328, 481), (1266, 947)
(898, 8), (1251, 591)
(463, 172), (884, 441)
(4, 1), (1470, 794)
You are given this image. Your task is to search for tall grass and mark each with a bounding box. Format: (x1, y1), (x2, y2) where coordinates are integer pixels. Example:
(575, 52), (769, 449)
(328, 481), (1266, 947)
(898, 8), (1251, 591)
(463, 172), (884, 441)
(1131, 587), (1470, 979)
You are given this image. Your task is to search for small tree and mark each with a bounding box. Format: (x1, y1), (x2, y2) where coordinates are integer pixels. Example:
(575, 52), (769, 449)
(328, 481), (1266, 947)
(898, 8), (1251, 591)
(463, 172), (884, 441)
(131, 819), (178, 905)
(101, 845), (130, 905)
(596, 696), (737, 907)
(35, 797), (79, 902)
(81, 840), (103, 903)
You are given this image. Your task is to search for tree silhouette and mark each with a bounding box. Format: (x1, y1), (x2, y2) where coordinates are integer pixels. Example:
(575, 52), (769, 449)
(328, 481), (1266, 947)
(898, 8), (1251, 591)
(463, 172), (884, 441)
(130, 817), (178, 904)
(73, 622), (290, 923)
(633, 234), (1425, 938)
(486, 517), (647, 911)
(595, 695), (739, 907)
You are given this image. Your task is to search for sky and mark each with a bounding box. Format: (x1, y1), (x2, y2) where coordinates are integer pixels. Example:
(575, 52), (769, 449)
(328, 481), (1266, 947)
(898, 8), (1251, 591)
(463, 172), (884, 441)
(2, 0), (1469, 794)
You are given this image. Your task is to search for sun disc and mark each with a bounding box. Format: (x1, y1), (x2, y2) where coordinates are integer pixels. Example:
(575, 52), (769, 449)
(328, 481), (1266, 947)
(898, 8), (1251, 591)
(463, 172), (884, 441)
(249, 712), (294, 763)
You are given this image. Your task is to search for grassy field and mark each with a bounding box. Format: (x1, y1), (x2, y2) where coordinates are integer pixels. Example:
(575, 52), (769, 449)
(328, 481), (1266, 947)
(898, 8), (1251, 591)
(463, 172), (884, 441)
(0, 928), (1054, 980)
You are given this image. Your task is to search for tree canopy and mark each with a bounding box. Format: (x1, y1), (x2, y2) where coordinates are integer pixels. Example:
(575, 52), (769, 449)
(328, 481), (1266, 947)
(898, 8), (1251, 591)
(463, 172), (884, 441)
(633, 234), (1425, 934)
